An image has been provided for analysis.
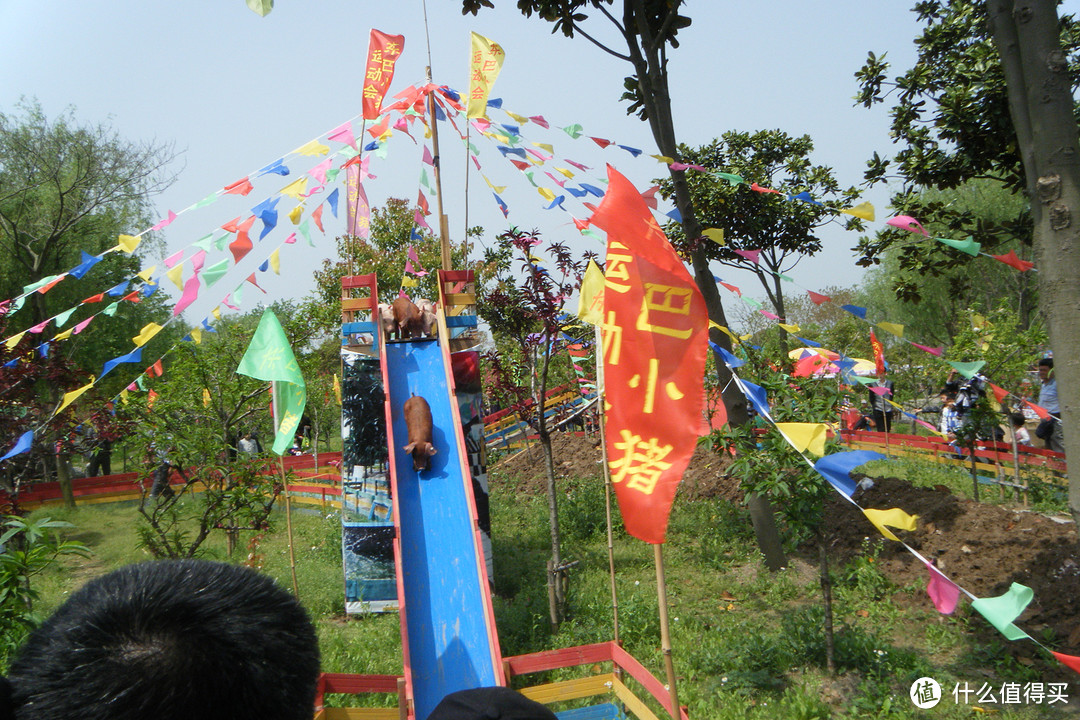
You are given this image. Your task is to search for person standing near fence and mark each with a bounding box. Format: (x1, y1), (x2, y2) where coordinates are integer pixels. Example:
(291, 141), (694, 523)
(1036, 358), (1065, 453)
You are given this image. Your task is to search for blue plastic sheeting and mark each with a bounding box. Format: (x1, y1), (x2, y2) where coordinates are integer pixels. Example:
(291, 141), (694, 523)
(385, 339), (499, 720)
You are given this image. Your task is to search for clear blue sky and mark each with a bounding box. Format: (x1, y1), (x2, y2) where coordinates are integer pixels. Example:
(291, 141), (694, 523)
(0, 1), (922, 325)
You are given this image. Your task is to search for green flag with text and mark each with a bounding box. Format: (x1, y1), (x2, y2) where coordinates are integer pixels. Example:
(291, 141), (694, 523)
(236, 310), (306, 455)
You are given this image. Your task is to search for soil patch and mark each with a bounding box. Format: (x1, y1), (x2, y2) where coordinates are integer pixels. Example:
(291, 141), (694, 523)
(491, 432), (1080, 656)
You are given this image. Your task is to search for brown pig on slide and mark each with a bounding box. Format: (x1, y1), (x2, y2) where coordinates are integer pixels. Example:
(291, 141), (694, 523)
(391, 297), (423, 340)
(403, 395), (437, 471)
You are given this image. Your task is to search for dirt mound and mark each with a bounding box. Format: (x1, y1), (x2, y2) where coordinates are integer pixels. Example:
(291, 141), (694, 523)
(491, 432), (1080, 655)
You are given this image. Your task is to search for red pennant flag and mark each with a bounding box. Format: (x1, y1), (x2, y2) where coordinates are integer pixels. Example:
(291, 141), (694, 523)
(37, 277), (64, 294)
(146, 360), (163, 377)
(362, 30), (406, 120)
(807, 291), (831, 305)
(989, 383), (1010, 404)
(572, 217), (590, 231)
(221, 217), (241, 233)
(417, 190), (430, 216)
(991, 249), (1034, 272)
(147, 389), (158, 409)
(870, 329), (886, 377)
(122, 290), (142, 303)
(229, 217), (256, 263)
(589, 165), (709, 544)
(589, 137), (612, 148)
(750, 182), (780, 194)
(719, 281), (741, 297)
(311, 205), (325, 233)
(1052, 651), (1080, 675)
(83, 293), (104, 304)
(366, 114), (391, 139)
(223, 177), (254, 196)
(246, 274), (267, 293)
(509, 159), (530, 171)
(1025, 400), (1052, 420)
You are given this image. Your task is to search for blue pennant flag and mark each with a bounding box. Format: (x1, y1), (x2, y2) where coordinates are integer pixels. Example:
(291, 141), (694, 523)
(486, 97), (503, 109)
(0, 431), (33, 461)
(814, 450), (885, 498)
(667, 208), (682, 223)
(708, 341), (744, 368)
(841, 304), (867, 319)
(100, 347), (143, 380)
(326, 188), (339, 217)
(252, 197), (280, 240)
(565, 186), (587, 198)
(740, 379), (771, 419)
(579, 183), (605, 197)
(70, 251), (102, 279)
(617, 145), (642, 157)
(258, 159), (290, 177)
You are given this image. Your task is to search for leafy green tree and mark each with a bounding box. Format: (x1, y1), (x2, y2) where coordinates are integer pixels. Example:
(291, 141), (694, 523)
(659, 131), (862, 347)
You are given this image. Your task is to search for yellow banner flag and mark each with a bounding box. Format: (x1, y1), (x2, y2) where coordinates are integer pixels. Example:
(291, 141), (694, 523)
(840, 201), (875, 221)
(505, 111), (529, 124)
(54, 329), (73, 341)
(576, 260), (605, 326)
(777, 322), (801, 334)
(133, 322), (163, 347)
(708, 321), (740, 345)
(165, 264), (184, 291)
(288, 204), (304, 225)
(120, 389), (129, 405)
(189, 327), (202, 344)
(203, 388), (211, 407)
(333, 373), (342, 405)
(57, 380), (95, 414)
(862, 507), (918, 542)
(467, 32), (505, 118)
(5, 332), (25, 350)
(117, 234), (141, 253)
(877, 321), (904, 338)
(138, 265), (157, 282)
(401, 275), (419, 288)
(775, 422), (828, 457)
(294, 139), (330, 156)
(650, 154), (675, 164)
(270, 248), (281, 275)
(537, 187), (556, 202)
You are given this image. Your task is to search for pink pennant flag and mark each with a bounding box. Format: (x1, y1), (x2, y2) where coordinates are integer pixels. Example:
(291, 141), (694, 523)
(414, 209), (431, 230)
(73, 317), (93, 334)
(870, 386), (892, 397)
(529, 115), (549, 128)
(925, 562), (960, 614)
(422, 146), (435, 166)
(471, 154), (481, 171)
(222, 294), (239, 311)
(544, 171), (567, 188)
(327, 122), (356, 148)
(565, 159), (590, 172)
(760, 310), (780, 320)
(1025, 400), (1052, 420)
(669, 162), (706, 171)
(807, 291), (831, 305)
(911, 342), (944, 356)
(28, 319), (49, 334)
(308, 158), (332, 185)
(640, 185), (659, 209)
(398, 288), (408, 299)
(190, 250), (207, 274)
(404, 258), (416, 275)
(152, 210), (178, 231)
(734, 249), (761, 264)
(885, 214), (929, 236)
(915, 418), (938, 433)
(284, 233), (297, 245)
(164, 250), (184, 268)
(127, 382), (138, 392)
(527, 148), (552, 162)
(471, 118), (492, 132)
(172, 274), (201, 316)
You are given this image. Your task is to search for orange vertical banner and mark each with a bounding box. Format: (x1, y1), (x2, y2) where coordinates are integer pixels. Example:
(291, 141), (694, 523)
(362, 30), (405, 120)
(589, 165), (708, 544)
(870, 329), (886, 377)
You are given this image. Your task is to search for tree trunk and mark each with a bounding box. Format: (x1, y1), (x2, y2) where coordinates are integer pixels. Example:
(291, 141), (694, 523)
(819, 536), (836, 674)
(55, 450), (76, 510)
(989, 0), (1080, 533)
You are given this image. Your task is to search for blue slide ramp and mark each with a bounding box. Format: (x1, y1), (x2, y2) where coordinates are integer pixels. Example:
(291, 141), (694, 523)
(384, 337), (504, 720)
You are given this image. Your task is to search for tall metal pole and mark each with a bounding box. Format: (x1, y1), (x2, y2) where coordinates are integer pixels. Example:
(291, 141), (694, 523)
(425, 66), (452, 272)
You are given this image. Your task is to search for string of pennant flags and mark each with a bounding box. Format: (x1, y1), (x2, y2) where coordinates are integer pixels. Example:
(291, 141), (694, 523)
(708, 345), (1080, 677)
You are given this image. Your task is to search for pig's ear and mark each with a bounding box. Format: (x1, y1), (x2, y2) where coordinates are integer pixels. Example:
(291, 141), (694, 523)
(426, 445), (438, 456)
(403, 443), (415, 453)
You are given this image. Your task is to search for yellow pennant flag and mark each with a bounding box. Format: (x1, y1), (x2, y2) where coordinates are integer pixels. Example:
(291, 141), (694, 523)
(120, 389), (129, 405)
(862, 507), (918, 542)
(537, 187), (556, 202)
(147, 389), (159, 409)
(777, 323), (801, 334)
(333, 373), (342, 405)
(576, 260), (606, 326)
(117, 234), (141, 253)
(280, 178), (308, 199)
(484, 177), (507, 193)
(703, 228), (725, 245)
(775, 422), (829, 457)
(138, 266), (157, 282)
(189, 327), (202, 344)
(133, 322), (163, 347)
(651, 154), (675, 164)
(203, 388), (211, 407)
(269, 248), (281, 275)
(877, 321), (904, 338)
(5, 332), (25, 350)
(505, 111), (529, 124)
(54, 329), (73, 341)
(840, 201), (875, 221)
(57, 379), (95, 414)
(212, 307), (222, 320)
(555, 167), (575, 179)
(467, 32), (505, 118)
(532, 142), (554, 154)
(401, 275), (419, 288)
(709, 321), (740, 345)
(294, 139), (330, 156)
(165, 264), (184, 291)
(288, 204), (304, 225)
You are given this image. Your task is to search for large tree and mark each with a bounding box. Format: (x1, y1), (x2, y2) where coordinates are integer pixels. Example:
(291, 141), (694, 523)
(856, 0), (1080, 528)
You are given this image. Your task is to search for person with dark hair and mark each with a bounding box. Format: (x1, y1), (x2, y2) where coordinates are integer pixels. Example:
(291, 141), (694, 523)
(1036, 358), (1065, 453)
(1009, 412), (1032, 446)
(425, 686), (557, 720)
(867, 378), (895, 433)
(2, 560), (320, 720)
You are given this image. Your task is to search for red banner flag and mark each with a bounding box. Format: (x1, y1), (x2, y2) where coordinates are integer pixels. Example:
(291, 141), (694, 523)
(589, 166), (708, 544)
(362, 30), (405, 120)
(870, 329), (886, 377)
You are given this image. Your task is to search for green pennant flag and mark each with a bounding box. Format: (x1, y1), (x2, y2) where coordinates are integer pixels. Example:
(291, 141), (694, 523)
(971, 582), (1032, 641)
(947, 360), (985, 379)
(236, 310), (306, 455)
(202, 259), (230, 287)
(936, 236), (981, 257)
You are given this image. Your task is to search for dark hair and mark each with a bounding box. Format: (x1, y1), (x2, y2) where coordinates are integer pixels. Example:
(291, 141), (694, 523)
(1038, 358), (1054, 368)
(4, 560), (319, 720)
(425, 687), (558, 720)
(1010, 413), (1026, 427)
